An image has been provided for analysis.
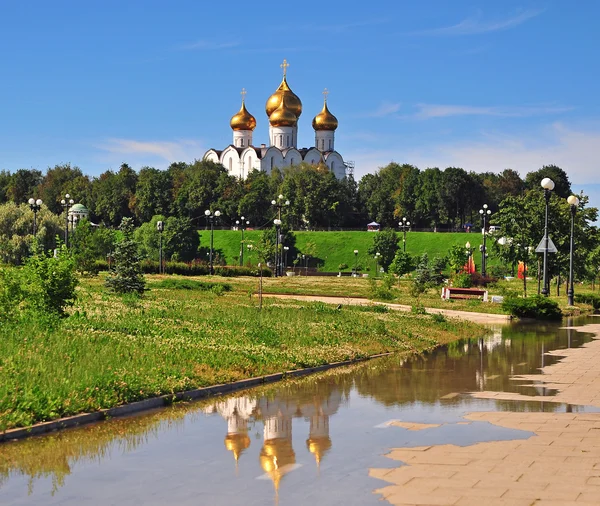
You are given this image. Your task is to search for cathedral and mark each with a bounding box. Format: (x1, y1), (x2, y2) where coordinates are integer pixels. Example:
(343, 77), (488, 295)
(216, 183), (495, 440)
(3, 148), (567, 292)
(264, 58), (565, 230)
(203, 59), (347, 179)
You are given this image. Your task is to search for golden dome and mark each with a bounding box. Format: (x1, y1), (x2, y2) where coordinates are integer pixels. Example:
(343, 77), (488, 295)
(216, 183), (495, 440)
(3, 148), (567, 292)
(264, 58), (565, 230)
(230, 101), (256, 131)
(306, 436), (332, 465)
(312, 100), (338, 131)
(224, 433), (251, 461)
(269, 94), (297, 127)
(266, 77), (303, 118)
(259, 438), (296, 491)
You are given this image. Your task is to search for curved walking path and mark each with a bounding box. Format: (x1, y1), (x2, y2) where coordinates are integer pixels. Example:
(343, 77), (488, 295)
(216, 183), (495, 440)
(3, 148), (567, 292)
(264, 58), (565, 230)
(262, 293), (512, 325)
(370, 322), (600, 505)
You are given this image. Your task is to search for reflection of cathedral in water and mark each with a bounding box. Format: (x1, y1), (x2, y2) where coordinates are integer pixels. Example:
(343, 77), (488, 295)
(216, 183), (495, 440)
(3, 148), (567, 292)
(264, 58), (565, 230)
(203, 387), (342, 494)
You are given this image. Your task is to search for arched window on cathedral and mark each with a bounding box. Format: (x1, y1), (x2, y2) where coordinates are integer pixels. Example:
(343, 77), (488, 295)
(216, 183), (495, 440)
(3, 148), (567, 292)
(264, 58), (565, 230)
(271, 157), (274, 170)
(290, 158), (294, 165)
(331, 161), (335, 172)
(241, 139), (244, 147)
(321, 139), (325, 150)
(279, 135), (283, 147)
(329, 139), (332, 150)
(229, 158), (232, 171)
(287, 135), (290, 147)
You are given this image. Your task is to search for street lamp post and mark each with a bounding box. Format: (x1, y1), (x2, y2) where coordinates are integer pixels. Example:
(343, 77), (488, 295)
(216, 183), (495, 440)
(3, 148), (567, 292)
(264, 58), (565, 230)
(28, 198), (43, 235)
(353, 249), (358, 277)
(479, 204), (492, 277)
(157, 221), (164, 274)
(567, 195), (580, 306)
(247, 243), (253, 265)
(466, 241), (473, 269)
(540, 178), (555, 296)
(283, 246), (289, 272)
(399, 217), (411, 252)
(60, 194), (74, 247)
(236, 217), (250, 266)
(274, 218), (282, 277)
(205, 209), (221, 275)
(374, 252), (381, 277)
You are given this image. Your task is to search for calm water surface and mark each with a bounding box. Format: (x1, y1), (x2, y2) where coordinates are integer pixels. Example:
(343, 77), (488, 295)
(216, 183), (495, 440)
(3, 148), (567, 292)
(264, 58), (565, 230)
(0, 317), (597, 506)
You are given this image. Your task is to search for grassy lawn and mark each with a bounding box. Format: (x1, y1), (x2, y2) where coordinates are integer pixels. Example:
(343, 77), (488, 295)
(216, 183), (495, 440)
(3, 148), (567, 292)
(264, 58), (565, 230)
(0, 275), (486, 431)
(202, 230), (489, 272)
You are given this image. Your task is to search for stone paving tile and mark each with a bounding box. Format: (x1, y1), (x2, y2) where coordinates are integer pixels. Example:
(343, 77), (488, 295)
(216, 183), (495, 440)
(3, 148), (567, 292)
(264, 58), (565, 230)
(371, 323), (600, 506)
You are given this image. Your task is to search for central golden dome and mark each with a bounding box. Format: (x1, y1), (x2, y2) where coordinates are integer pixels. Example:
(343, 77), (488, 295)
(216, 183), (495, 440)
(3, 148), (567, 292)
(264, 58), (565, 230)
(269, 94), (297, 127)
(266, 77), (302, 118)
(312, 101), (338, 131)
(230, 101), (256, 131)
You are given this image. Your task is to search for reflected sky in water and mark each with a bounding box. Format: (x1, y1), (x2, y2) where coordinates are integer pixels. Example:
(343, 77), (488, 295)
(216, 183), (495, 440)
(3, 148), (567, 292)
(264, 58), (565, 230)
(0, 317), (596, 505)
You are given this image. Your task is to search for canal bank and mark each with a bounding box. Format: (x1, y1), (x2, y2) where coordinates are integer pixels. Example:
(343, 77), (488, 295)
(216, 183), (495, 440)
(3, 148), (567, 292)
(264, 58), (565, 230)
(372, 322), (600, 505)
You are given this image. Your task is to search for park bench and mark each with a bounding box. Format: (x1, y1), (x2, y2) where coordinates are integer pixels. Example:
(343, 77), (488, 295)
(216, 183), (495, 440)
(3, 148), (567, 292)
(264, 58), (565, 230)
(442, 287), (488, 302)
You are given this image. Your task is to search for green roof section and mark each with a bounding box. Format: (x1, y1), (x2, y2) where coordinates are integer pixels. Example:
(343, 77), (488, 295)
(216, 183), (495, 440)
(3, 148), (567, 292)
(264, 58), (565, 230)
(68, 203), (89, 213)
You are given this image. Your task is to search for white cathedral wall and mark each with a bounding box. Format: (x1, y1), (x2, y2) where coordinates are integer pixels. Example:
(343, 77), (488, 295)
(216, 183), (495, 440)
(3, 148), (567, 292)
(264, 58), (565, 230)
(269, 125), (296, 149)
(315, 130), (335, 152)
(283, 148), (302, 167)
(260, 147), (284, 175)
(204, 151), (220, 164)
(303, 148), (321, 166)
(325, 151), (346, 179)
(220, 149), (241, 178)
(233, 130), (253, 148)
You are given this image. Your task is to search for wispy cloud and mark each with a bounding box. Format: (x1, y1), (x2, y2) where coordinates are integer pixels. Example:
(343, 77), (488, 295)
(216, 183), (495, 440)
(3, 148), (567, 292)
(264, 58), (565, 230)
(358, 101), (402, 118)
(413, 103), (573, 119)
(97, 138), (205, 165)
(178, 40), (239, 51)
(296, 18), (389, 34)
(409, 9), (543, 36)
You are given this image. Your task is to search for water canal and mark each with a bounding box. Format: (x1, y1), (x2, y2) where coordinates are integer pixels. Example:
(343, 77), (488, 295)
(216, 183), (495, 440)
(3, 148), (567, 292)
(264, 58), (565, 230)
(1, 317), (597, 505)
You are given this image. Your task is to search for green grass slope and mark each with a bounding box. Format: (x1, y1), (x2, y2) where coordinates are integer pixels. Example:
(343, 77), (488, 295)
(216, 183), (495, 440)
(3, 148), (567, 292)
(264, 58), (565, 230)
(201, 230), (487, 272)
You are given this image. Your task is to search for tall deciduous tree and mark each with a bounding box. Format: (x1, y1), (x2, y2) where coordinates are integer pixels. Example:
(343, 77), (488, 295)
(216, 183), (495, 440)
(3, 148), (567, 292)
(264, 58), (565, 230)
(525, 165), (571, 199)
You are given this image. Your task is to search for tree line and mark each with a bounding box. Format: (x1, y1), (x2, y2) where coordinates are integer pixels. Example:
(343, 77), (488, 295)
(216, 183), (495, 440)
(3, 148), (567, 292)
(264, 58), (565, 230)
(0, 160), (579, 230)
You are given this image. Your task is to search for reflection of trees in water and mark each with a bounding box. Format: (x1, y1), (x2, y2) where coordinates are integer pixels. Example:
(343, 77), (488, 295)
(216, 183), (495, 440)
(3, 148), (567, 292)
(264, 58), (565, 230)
(2, 322), (589, 495)
(353, 324), (591, 407)
(0, 404), (205, 494)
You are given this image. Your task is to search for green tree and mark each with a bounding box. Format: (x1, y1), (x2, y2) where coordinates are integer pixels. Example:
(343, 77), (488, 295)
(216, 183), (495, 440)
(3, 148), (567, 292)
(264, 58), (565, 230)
(132, 167), (173, 223)
(447, 244), (469, 274)
(105, 217), (146, 294)
(368, 228), (399, 270)
(71, 219), (115, 275)
(37, 164), (90, 214)
(6, 169), (43, 204)
(389, 250), (416, 277)
(525, 165), (571, 199)
(164, 216), (199, 261)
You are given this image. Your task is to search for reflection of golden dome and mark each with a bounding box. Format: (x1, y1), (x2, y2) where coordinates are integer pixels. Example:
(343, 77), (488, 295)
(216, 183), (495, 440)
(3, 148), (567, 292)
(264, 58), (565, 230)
(266, 77), (302, 118)
(312, 101), (338, 131)
(225, 433), (251, 461)
(306, 436), (332, 465)
(230, 102), (257, 131)
(269, 94), (297, 127)
(260, 439), (296, 491)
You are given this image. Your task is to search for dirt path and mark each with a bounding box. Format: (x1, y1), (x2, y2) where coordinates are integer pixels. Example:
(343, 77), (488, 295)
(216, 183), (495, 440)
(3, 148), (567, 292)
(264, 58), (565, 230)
(371, 323), (600, 505)
(261, 293), (512, 325)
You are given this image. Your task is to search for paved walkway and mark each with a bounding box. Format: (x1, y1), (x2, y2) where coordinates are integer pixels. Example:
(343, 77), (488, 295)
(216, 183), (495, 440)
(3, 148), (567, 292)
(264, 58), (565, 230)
(370, 323), (600, 505)
(261, 293), (511, 324)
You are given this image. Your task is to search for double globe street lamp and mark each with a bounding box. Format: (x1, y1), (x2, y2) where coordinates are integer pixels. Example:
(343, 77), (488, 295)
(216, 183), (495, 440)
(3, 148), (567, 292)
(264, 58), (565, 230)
(28, 198), (43, 235)
(567, 195), (580, 306)
(271, 195), (289, 277)
(399, 217), (411, 252)
(540, 178), (555, 296)
(205, 210), (221, 275)
(479, 204), (492, 277)
(60, 194), (74, 247)
(236, 217), (250, 266)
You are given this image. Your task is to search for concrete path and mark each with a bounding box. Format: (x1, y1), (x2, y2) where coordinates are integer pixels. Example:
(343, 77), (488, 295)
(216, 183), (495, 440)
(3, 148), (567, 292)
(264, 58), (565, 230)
(371, 323), (600, 505)
(261, 293), (512, 325)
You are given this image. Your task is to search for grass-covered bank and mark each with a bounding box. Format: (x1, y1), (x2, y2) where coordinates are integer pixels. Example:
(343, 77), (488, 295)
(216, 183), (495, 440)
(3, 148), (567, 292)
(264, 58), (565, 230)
(0, 276), (486, 431)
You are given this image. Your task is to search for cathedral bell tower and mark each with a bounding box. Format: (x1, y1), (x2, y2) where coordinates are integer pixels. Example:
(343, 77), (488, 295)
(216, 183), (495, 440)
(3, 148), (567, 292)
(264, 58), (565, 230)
(266, 59), (302, 149)
(312, 88), (338, 152)
(230, 88), (256, 148)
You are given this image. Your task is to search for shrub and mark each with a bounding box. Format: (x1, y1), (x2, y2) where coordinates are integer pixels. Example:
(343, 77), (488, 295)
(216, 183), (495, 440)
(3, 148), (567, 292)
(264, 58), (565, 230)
(0, 267), (25, 322)
(151, 278), (232, 293)
(502, 295), (562, 320)
(452, 273), (472, 288)
(105, 217), (146, 294)
(574, 293), (600, 310)
(470, 272), (498, 287)
(21, 245), (78, 316)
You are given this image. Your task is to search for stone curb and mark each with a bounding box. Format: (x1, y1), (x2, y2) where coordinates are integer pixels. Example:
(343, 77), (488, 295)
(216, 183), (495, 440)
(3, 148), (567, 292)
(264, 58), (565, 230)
(0, 352), (391, 443)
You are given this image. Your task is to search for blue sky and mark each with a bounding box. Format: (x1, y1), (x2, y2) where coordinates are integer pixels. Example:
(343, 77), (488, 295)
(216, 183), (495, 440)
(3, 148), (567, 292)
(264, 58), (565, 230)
(1, 1), (599, 209)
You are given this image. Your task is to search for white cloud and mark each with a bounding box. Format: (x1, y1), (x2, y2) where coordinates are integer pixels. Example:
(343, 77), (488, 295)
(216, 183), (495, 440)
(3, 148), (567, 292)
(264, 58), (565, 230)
(414, 103), (573, 119)
(96, 138), (205, 166)
(371, 102), (402, 117)
(346, 123), (600, 186)
(410, 9), (543, 36)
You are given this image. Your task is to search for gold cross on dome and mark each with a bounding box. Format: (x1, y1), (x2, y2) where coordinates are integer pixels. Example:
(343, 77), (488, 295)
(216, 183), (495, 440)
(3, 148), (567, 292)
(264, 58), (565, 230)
(241, 88), (247, 103)
(323, 88), (329, 102)
(280, 58), (289, 77)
